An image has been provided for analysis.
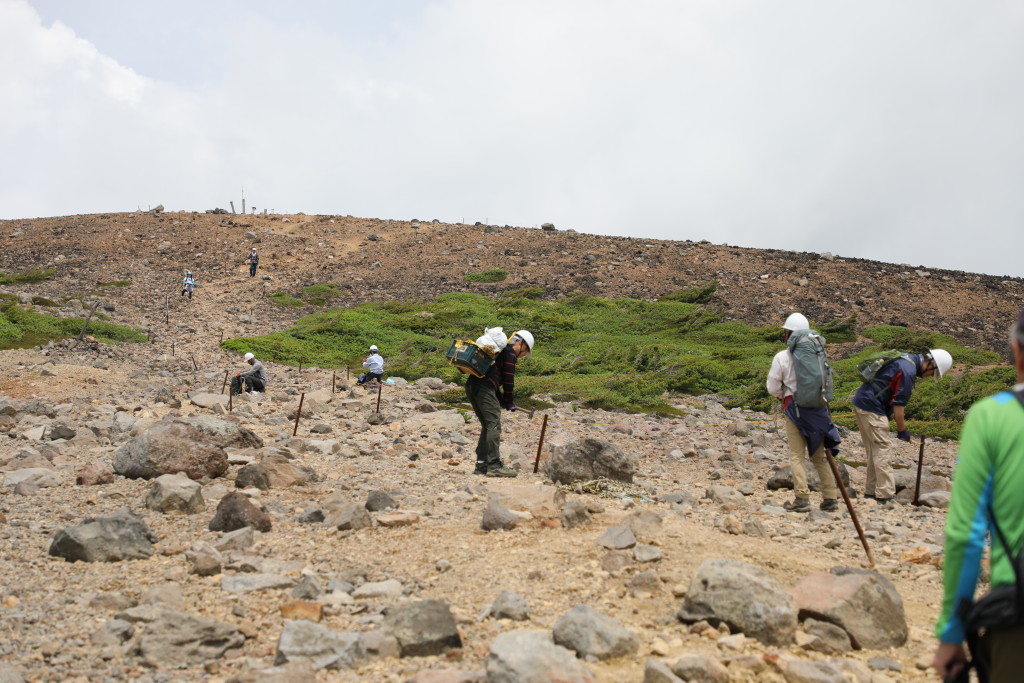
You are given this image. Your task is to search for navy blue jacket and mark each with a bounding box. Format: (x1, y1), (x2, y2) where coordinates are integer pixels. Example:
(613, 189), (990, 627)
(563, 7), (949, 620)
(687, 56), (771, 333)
(852, 355), (921, 417)
(785, 401), (842, 457)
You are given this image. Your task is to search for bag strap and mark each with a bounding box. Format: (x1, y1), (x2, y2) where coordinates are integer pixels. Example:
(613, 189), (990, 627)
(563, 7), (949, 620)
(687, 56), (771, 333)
(986, 385), (1024, 606)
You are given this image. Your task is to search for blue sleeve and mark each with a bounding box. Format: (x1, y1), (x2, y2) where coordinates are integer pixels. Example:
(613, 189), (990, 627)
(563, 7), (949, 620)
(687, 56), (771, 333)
(890, 360), (916, 406)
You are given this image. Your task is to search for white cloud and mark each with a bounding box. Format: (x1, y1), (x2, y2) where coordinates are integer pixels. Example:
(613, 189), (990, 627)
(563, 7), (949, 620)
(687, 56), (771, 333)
(3, 0), (1024, 276)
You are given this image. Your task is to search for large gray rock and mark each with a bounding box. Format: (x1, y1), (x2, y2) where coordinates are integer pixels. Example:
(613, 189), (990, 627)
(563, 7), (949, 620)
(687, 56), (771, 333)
(177, 416), (263, 449)
(381, 599), (462, 657)
(235, 463), (271, 490)
(134, 609), (244, 668)
(782, 659), (846, 683)
(490, 591), (529, 621)
(791, 567), (908, 649)
(261, 455), (316, 487)
(325, 504), (372, 531)
(644, 658), (684, 683)
(114, 422), (228, 480)
(221, 574), (295, 594)
(670, 655), (730, 682)
(3, 468), (60, 489)
(144, 473), (205, 514)
(561, 499), (592, 529)
(544, 437), (636, 484)
(486, 630), (596, 683)
(767, 463), (850, 491)
(49, 509), (156, 562)
(208, 491), (272, 532)
(365, 490), (398, 511)
(596, 525), (637, 549)
(481, 496), (518, 532)
(678, 558), (797, 646)
(553, 604), (639, 660)
(274, 620), (365, 670)
(190, 393), (229, 410)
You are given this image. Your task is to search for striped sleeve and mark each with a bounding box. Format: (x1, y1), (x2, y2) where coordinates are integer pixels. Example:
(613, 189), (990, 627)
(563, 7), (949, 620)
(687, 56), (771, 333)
(498, 349), (518, 403)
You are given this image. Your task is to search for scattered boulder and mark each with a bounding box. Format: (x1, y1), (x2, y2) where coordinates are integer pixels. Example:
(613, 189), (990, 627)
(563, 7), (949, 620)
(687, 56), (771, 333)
(190, 393), (229, 410)
(208, 491), (272, 532)
(49, 509), (157, 563)
(544, 437), (636, 484)
(177, 416), (263, 449)
(325, 504), (372, 531)
(235, 463), (271, 491)
(490, 591), (529, 621)
(671, 655), (730, 682)
(381, 600), (463, 657)
(622, 510), (663, 538)
(791, 567), (908, 649)
(553, 604), (639, 661)
(366, 490), (398, 511)
(76, 463), (115, 486)
(768, 463), (850, 491)
(678, 558), (798, 646)
(132, 609), (244, 668)
(486, 630), (596, 683)
(185, 543), (224, 576)
(3, 468), (59, 489)
(221, 574), (295, 594)
(781, 659), (846, 683)
(561, 499), (592, 529)
(801, 617), (853, 654)
(144, 473), (205, 514)
(596, 525), (637, 550)
(481, 496), (518, 531)
(643, 658), (684, 683)
(274, 619), (365, 670)
(114, 422), (228, 480)
(352, 579), (404, 601)
(261, 455), (316, 487)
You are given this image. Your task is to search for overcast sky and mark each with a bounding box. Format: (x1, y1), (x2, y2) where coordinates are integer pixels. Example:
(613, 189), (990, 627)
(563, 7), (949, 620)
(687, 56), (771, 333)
(3, 1), (1023, 277)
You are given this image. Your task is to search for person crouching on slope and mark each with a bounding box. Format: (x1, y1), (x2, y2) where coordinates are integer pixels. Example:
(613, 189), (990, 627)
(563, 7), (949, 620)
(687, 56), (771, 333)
(358, 345), (384, 385)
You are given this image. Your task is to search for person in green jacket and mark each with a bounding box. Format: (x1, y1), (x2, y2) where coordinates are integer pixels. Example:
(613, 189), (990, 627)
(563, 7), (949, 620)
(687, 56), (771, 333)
(933, 307), (1024, 682)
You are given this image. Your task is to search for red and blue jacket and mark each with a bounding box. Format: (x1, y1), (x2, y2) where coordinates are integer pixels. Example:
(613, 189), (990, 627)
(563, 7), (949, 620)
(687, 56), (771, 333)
(852, 355), (921, 417)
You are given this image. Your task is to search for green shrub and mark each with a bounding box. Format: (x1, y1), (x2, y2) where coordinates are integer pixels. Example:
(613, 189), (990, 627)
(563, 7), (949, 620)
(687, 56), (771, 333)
(817, 314), (858, 343)
(500, 287), (546, 300)
(97, 280), (131, 288)
(0, 267), (56, 285)
(31, 296), (59, 307)
(465, 269), (508, 283)
(660, 280), (718, 304)
(269, 292), (304, 307)
(0, 302), (145, 348)
(302, 283), (342, 306)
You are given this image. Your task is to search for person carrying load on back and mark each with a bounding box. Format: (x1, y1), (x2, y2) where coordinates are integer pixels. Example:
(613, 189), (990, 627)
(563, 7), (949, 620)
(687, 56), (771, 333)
(933, 307), (1024, 682)
(357, 345), (384, 385)
(231, 352), (267, 394)
(465, 330), (534, 478)
(767, 313), (841, 513)
(852, 346), (952, 504)
(247, 247), (259, 277)
(181, 271), (196, 300)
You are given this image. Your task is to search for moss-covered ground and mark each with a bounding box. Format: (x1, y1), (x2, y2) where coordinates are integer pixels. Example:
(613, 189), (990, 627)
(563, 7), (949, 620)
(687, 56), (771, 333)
(0, 303), (146, 349)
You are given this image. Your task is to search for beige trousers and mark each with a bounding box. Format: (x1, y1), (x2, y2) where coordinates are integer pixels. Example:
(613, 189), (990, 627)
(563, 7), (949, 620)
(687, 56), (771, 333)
(784, 417), (838, 500)
(854, 406), (895, 499)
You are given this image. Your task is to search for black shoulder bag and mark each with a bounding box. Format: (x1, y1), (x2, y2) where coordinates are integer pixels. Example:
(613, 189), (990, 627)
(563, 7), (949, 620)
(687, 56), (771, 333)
(956, 387), (1024, 682)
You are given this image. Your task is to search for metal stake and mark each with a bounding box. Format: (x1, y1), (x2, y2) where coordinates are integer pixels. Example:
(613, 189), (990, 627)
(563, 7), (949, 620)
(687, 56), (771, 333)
(376, 383), (383, 413)
(171, 341), (175, 357)
(221, 370), (229, 395)
(228, 388), (233, 412)
(190, 354), (198, 371)
(826, 451), (874, 567)
(332, 371), (336, 393)
(293, 392), (305, 436)
(913, 435), (926, 506)
(532, 414), (550, 474)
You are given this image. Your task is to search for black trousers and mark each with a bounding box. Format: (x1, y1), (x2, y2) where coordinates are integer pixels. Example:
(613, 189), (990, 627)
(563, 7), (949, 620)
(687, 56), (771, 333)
(249, 263), (258, 277)
(231, 376), (265, 395)
(357, 372), (383, 385)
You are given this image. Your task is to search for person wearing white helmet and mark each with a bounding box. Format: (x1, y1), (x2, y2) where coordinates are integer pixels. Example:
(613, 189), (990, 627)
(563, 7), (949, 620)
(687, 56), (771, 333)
(465, 329), (534, 477)
(853, 347), (952, 503)
(358, 345), (385, 385)
(232, 351), (267, 394)
(767, 313), (840, 513)
(247, 247), (260, 277)
(181, 270), (197, 300)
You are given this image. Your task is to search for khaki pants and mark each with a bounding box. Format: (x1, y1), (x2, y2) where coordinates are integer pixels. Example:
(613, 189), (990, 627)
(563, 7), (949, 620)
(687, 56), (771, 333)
(784, 417), (838, 500)
(854, 406), (895, 499)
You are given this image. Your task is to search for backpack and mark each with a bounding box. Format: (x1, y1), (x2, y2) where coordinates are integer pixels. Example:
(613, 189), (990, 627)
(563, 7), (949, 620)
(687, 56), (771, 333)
(446, 339), (499, 378)
(857, 351), (912, 384)
(786, 328), (833, 409)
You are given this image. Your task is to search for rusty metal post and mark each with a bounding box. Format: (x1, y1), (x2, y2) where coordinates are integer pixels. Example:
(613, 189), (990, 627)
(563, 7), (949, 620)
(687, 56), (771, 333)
(219, 329), (223, 344)
(826, 451), (874, 567)
(190, 354), (198, 371)
(332, 371), (336, 394)
(221, 370), (229, 395)
(298, 358), (302, 373)
(228, 388), (233, 412)
(913, 435), (926, 506)
(532, 414), (550, 474)
(346, 366), (350, 380)
(171, 340), (175, 357)
(293, 392), (305, 436)
(376, 383), (383, 413)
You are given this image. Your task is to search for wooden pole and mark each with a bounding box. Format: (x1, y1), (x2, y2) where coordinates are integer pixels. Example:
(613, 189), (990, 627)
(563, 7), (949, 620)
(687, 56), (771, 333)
(332, 371), (336, 393)
(77, 299), (101, 340)
(826, 452), (874, 568)
(376, 383), (383, 413)
(219, 329), (223, 344)
(298, 358), (302, 373)
(532, 414), (550, 474)
(346, 366), (350, 380)
(912, 435), (926, 506)
(221, 370), (229, 395)
(293, 392), (305, 436)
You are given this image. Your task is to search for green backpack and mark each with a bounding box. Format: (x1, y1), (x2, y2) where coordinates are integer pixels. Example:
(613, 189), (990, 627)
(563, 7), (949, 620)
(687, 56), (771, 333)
(857, 351), (913, 384)
(787, 329), (834, 409)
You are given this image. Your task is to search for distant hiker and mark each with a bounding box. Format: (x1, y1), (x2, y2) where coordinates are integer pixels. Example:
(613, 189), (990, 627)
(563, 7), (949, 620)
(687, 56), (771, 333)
(466, 330), (534, 478)
(231, 352), (267, 394)
(357, 345), (384, 385)
(766, 313), (840, 513)
(247, 247), (259, 277)
(181, 270), (196, 300)
(853, 347), (952, 503)
(933, 308), (1024, 681)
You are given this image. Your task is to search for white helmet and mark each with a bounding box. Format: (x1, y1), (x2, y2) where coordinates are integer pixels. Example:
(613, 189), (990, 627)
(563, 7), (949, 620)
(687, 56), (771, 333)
(782, 313), (810, 331)
(512, 330), (534, 353)
(243, 352), (254, 362)
(927, 349), (952, 378)
(369, 345), (378, 352)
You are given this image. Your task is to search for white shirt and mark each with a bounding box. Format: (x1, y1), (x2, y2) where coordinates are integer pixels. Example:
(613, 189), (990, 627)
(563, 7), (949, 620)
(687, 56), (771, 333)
(766, 349), (796, 400)
(362, 353), (384, 374)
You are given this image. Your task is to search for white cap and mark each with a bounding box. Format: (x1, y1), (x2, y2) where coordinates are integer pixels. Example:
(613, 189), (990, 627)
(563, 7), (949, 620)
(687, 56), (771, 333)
(369, 345), (378, 351)
(243, 352), (254, 362)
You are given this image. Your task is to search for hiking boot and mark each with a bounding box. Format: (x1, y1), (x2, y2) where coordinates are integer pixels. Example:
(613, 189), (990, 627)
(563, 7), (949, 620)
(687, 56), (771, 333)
(820, 498), (839, 512)
(783, 498), (811, 512)
(472, 469), (487, 476)
(874, 497), (893, 506)
(486, 466), (518, 478)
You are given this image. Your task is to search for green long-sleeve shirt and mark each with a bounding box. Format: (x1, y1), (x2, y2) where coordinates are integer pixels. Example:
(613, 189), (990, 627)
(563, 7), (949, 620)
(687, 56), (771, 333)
(936, 384), (1024, 644)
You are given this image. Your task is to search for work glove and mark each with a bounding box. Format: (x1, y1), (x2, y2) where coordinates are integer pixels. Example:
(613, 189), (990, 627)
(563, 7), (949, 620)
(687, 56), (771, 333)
(896, 429), (911, 442)
(236, 373), (241, 378)
(503, 401), (518, 412)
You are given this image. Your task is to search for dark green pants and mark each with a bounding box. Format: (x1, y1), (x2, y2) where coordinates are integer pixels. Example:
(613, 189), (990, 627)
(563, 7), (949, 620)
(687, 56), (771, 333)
(466, 381), (502, 472)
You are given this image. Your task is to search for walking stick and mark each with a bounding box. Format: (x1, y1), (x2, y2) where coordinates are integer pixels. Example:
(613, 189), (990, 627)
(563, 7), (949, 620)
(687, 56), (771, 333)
(912, 435), (926, 506)
(826, 451), (875, 568)
(532, 414), (550, 474)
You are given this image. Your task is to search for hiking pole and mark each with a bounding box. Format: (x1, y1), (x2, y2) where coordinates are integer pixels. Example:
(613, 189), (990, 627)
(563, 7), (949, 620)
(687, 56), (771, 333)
(532, 414), (550, 474)
(826, 451), (874, 568)
(913, 435), (926, 506)
(376, 383), (383, 413)
(293, 392), (305, 436)
(221, 370), (229, 395)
